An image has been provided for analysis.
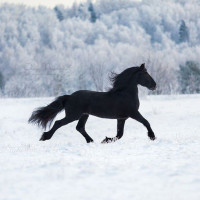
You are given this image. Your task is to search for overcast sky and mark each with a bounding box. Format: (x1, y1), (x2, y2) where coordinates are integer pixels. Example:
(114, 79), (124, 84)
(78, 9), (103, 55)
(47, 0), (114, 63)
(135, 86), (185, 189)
(0, 0), (142, 8)
(0, 0), (92, 8)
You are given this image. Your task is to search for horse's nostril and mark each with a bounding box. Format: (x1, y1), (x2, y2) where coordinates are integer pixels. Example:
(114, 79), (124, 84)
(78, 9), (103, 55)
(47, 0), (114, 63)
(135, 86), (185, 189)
(150, 85), (156, 90)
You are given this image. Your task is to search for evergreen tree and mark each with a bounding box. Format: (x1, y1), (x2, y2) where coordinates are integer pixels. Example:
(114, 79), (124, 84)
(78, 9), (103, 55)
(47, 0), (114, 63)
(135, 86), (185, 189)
(0, 71), (5, 92)
(179, 20), (189, 43)
(178, 61), (200, 93)
(54, 6), (64, 21)
(88, 2), (97, 23)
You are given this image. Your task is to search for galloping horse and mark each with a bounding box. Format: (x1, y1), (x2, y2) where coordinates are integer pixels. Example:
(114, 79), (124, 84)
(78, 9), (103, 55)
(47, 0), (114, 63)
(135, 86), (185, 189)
(29, 63), (157, 143)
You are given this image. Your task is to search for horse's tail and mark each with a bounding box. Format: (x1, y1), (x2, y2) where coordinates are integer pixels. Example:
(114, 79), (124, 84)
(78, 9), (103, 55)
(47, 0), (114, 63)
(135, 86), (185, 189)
(28, 95), (69, 130)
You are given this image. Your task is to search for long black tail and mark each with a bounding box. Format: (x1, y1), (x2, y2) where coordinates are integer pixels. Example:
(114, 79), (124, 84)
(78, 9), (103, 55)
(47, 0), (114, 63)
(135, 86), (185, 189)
(28, 95), (69, 129)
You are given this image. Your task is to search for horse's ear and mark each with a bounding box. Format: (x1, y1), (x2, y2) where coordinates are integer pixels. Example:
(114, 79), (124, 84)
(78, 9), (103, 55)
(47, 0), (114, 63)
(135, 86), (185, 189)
(140, 63), (145, 70)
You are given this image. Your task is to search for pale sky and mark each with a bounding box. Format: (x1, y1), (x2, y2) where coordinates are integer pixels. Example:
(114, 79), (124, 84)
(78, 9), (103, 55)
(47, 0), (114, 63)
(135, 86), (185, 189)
(0, 0), (92, 8)
(0, 0), (141, 8)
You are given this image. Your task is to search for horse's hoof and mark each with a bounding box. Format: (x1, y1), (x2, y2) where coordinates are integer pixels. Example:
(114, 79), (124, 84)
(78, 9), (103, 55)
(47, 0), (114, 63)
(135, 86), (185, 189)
(149, 136), (156, 140)
(39, 132), (50, 141)
(101, 137), (116, 144)
(39, 134), (46, 141)
(101, 137), (109, 143)
(87, 139), (94, 143)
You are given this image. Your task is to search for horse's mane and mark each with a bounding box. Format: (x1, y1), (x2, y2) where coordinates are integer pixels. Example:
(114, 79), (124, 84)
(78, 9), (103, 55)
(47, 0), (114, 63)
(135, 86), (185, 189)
(108, 67), (140, 92)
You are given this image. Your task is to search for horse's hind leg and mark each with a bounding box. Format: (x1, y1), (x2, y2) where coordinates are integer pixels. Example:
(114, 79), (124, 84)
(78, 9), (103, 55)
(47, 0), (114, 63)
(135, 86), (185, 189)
(101, 119), (126, 143)
(40, 113), (80, 141)
(76, 114), (93, 143)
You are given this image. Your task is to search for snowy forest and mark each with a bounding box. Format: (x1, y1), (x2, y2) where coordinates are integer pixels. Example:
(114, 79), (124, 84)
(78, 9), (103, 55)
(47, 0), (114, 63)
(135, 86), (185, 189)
(0, 0), (200, 97)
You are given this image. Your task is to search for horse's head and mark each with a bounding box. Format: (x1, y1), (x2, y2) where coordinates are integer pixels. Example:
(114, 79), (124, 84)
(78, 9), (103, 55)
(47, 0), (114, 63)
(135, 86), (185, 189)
(137, 63), (156, 90)
(108, 63), (156, 92)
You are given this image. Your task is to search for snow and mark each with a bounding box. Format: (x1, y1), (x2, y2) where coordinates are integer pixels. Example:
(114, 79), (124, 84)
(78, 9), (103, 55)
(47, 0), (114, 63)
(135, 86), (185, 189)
(0, 94), (200, 200)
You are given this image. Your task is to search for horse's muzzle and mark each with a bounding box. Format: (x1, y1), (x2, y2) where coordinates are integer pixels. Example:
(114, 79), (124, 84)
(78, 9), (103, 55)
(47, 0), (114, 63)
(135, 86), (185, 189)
(149, 86), (157, 91)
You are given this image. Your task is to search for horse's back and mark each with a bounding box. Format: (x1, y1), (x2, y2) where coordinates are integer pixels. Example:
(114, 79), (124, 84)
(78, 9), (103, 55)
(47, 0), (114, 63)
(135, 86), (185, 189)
(70, 90), (105, 101)
(67, 90), (136, 119)
(68, 90), (105, 110)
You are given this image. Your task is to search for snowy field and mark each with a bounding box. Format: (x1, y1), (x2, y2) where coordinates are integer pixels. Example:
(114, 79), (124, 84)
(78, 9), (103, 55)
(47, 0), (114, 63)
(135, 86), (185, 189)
(0, 94), (200, 200)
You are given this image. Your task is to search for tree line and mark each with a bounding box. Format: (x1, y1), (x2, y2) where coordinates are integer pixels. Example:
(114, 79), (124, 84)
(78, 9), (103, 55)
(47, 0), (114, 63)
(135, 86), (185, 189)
(0, 0), (200, 97)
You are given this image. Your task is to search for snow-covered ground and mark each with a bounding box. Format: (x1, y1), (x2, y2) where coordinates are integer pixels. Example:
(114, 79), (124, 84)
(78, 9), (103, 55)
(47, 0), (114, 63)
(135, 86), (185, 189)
(0, 95), (200, 200)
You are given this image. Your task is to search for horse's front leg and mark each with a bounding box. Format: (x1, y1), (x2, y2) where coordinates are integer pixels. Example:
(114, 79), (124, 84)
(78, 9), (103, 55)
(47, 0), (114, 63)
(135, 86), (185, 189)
(131, 111), (156, 140)
(101, 119), (126, 143)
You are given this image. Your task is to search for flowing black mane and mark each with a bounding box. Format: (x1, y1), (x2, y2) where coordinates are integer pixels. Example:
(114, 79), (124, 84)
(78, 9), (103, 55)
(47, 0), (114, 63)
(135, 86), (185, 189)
(109, 67), (140, 92)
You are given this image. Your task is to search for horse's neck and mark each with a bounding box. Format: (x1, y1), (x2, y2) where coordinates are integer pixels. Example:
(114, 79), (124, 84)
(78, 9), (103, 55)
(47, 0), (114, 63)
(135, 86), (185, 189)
(125, 84), (139, 97)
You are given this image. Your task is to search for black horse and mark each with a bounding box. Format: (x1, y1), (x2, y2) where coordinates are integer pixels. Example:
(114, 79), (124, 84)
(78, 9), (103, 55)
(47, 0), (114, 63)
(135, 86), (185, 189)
(29, 63), (157, 143)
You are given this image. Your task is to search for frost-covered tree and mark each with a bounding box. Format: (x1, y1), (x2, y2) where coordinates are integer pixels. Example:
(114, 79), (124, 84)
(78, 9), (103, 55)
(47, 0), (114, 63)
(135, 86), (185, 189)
(179, 20), (189, 43)
(145, 56), (178, 95)
(76, 3), (90, 20)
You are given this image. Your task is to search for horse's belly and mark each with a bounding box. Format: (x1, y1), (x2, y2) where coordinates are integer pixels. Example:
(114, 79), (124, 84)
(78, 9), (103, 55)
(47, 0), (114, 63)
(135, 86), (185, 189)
(88, 112), (127, 119)
(87, 103), (128, 119)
